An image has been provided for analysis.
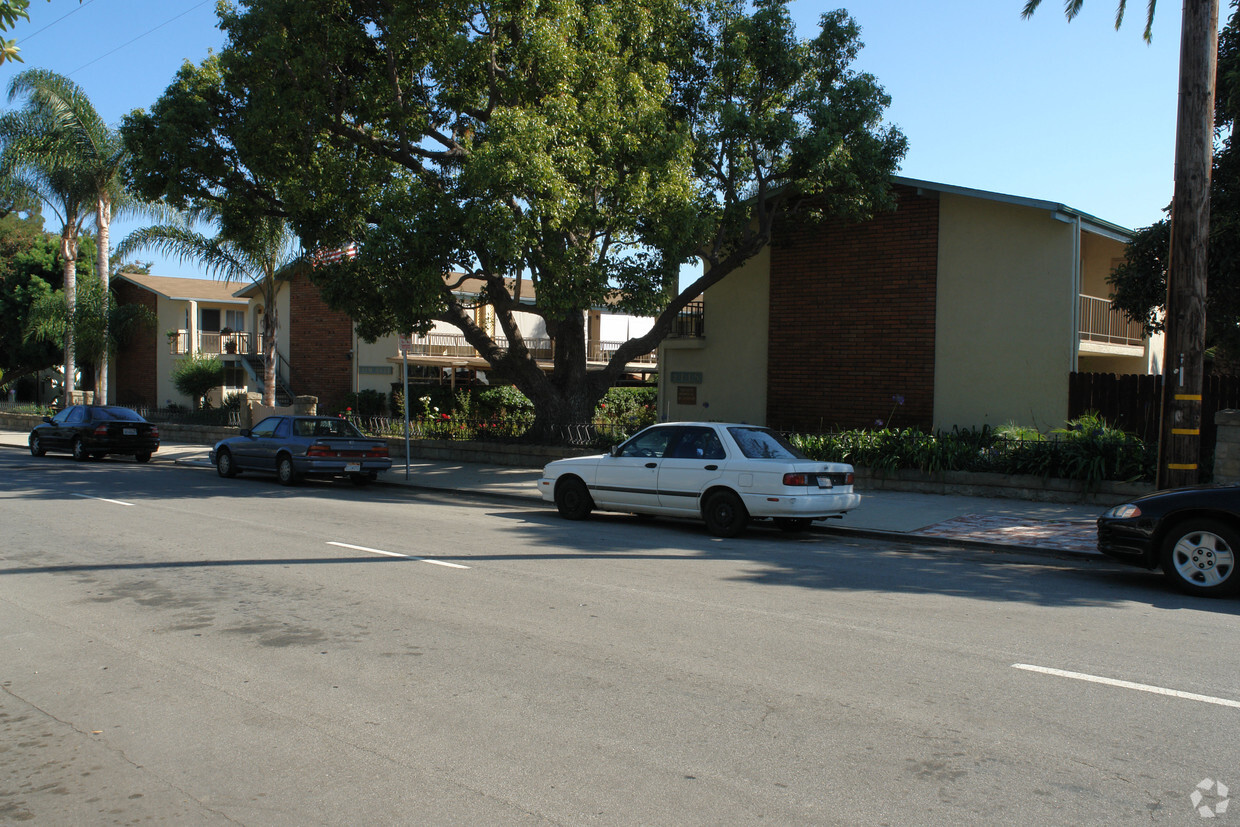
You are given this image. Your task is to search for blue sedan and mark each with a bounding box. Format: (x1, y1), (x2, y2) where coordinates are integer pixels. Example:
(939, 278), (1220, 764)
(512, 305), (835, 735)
(210, 415), (392, 486)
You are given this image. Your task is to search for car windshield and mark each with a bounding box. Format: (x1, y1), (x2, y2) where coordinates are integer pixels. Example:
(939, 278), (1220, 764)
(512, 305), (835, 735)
(727, 427), (807, 460)
(294, 418), (364, 438)
(94, 407), (144, 422)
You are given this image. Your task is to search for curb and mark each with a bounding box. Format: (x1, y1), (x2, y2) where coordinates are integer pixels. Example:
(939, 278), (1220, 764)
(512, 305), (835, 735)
(15, 441), (1105, 564)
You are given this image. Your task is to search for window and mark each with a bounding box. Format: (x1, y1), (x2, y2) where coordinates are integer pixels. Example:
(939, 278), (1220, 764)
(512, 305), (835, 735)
(250, 417), (281, 438)
(727, 427), (806, 460)
(618, 426), (675, 458)
(200, 308), (221, 332)
(668, 427), (726, 460)
(222, 366), (246, 389)
(225, 309), (246, 332)
(295, 418), (363, 438)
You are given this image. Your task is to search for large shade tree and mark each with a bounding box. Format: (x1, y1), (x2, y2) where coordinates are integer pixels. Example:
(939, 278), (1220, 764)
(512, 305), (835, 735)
(124, 0), (906, 439)
(116, 210), (306, 408)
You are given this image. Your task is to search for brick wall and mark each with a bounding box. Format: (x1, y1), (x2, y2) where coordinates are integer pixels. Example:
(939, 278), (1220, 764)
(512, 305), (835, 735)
(112, 280), (158, 407)
(766, 185), (939, 432)
(288, 271), (354, 412)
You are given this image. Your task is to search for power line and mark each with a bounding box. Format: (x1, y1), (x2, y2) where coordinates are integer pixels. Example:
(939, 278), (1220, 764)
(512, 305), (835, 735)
(67, 0), (214, 78)
(22, 0), (101, 43)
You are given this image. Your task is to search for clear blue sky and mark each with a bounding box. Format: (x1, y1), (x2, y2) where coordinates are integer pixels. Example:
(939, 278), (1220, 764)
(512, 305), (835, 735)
(0, 0), (1188, 279)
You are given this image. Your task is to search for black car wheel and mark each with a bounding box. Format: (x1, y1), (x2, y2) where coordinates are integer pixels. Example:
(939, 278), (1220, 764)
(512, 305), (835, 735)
(29, 434), (44, 457)
(776, 518), (812, 533)
(134, 452), (152, 464)
(72, 438), (89, 462)
(554, 476), (593, 520)
(703, 490), (748, 538)
(1160, 518), (1240, 597)
(277, 454), (299, 486)
(216, 449), (238, 478)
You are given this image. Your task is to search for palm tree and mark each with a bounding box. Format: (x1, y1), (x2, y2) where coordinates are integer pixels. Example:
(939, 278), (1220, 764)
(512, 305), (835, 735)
(6, 69), (137, 404)
(117, 211), (307, 408)
(24, 274), (158, 386)
(0, 87), (93, 405)
(1021, 0), (1158, 41)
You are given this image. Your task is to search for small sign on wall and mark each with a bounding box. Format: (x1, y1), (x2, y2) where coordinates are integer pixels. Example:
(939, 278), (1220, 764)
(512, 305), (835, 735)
(677, 385), (697, 405)
(670, 371), (703, 384)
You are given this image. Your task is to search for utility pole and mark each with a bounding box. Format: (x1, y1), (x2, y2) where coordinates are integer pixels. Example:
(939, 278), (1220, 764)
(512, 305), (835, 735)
(1158, 0), (1219, 489)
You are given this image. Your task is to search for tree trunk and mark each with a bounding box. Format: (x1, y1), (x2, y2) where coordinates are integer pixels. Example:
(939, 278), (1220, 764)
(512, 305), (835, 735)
(261, 280), (277, 408)
(1158, 0), (1219, 489)
(95, 198), (110, 405)
(59, 221), (77, 406)
(510, 312), (593, 442)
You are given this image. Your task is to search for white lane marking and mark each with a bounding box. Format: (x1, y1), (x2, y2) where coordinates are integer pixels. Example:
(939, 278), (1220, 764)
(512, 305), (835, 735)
(1013, 663), (1240, 709)
(326, 541), (470, 569)
(71, 493), (134, 507)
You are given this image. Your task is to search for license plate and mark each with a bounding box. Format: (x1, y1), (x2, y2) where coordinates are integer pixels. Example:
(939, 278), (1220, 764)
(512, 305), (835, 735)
(816, 476), (832, 488)
(123, 428), (137, 436)
(345, 463), (361, 473)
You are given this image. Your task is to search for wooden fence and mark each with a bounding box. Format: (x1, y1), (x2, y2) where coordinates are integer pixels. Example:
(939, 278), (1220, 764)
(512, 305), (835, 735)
(1069, 372), (1240, 469)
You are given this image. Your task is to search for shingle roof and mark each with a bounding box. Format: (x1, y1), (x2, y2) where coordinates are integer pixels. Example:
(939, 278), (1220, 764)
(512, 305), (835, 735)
(114, 273), (249, 304)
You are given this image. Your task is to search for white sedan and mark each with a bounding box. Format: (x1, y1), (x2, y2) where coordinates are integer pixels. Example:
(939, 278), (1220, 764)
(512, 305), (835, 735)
(538, 422), (860, 537)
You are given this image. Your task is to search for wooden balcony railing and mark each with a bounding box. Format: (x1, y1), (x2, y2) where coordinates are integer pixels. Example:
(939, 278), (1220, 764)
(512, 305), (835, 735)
(403, 332), (657, 365)
(1079, 294), (1145, 348)
(167, 331), (253, 356)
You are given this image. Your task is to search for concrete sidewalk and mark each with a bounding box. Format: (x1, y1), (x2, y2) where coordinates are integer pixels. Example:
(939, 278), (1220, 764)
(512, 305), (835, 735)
(2, 428), (1108, 558)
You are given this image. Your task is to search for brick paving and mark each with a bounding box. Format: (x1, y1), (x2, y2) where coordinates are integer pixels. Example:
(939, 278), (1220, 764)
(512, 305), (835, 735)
(913, 514), (1099, 554)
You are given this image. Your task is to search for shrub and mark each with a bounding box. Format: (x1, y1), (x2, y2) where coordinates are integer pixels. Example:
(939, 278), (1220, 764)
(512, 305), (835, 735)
(171, 354), (224, 410)
(791, 414), (1155, 485)
(341, 389), (387, 417)
(476, 385), (534, 420)
(596, 386), (657, 433)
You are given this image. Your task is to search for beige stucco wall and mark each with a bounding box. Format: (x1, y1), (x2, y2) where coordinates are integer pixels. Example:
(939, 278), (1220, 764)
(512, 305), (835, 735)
(156, 296), (188, 407)
(354, 333), (400, 399)
(658, 248), (770, 425)
(934, 194), (1077, 431)
(1079, 230), (1122, 297)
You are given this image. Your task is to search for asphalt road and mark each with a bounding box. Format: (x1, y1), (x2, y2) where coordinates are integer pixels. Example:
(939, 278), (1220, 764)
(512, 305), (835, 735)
(2, 452), (1238, 825)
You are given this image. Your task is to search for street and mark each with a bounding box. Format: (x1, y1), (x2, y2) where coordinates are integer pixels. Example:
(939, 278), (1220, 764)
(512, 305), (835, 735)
(1, 452), (1237, 825)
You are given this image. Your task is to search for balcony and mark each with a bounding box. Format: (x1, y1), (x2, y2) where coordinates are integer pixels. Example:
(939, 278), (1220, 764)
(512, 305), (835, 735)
(168, 330), (252, 356)
(1079, 294), (1145, 352)
(669, 301), (704, 338)
(401, 332), (657, 370)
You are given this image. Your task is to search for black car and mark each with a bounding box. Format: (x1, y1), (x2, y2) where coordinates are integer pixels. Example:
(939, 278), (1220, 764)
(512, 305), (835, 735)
(209, 415), (392, 485)
(29, 405), (161, 463)
(1097, 485), (1240, 597)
